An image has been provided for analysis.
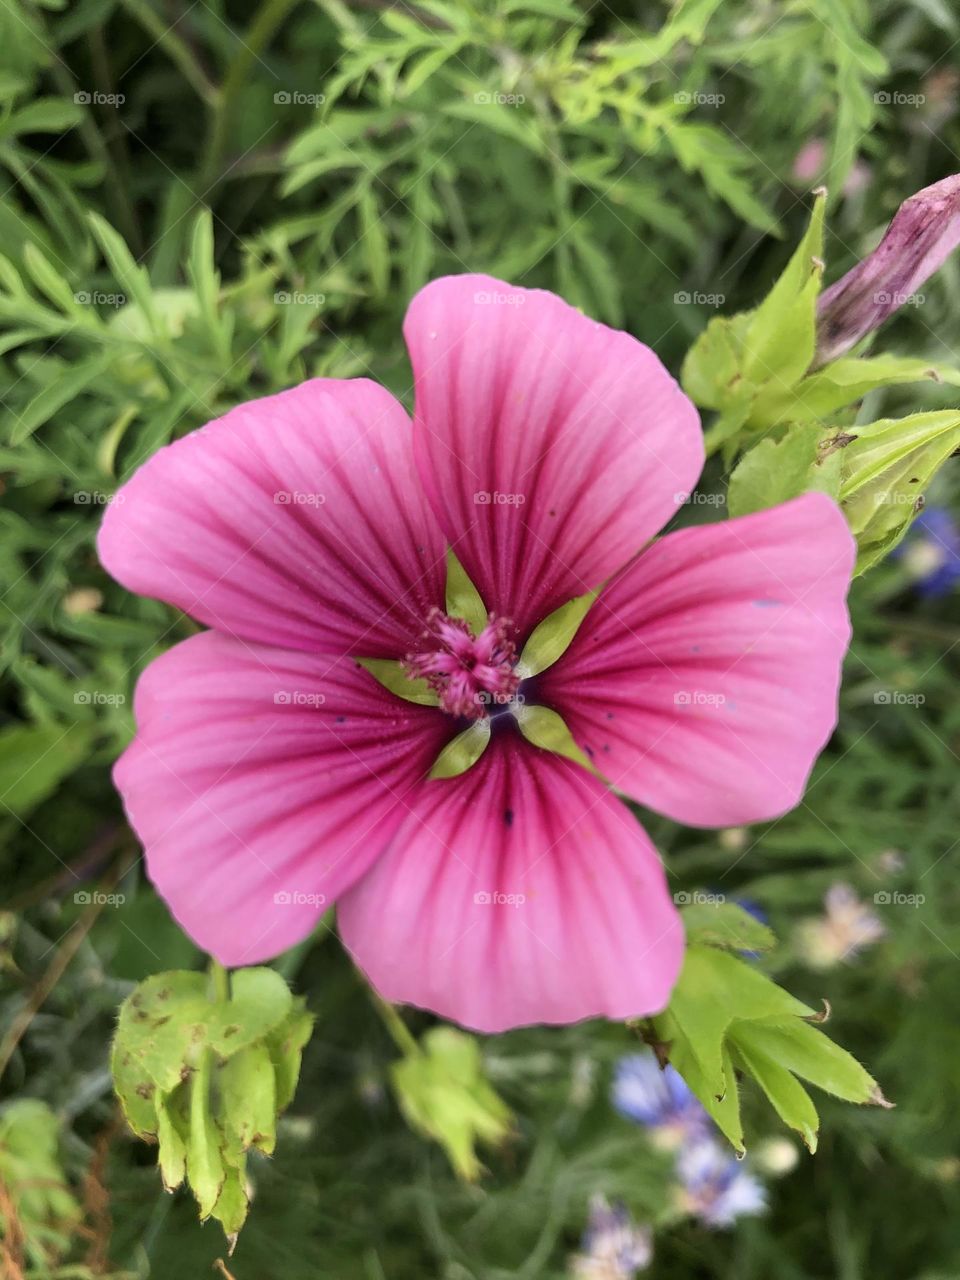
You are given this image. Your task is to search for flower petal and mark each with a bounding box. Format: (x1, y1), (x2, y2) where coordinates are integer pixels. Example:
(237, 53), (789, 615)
(538, 493), (854, 827)
(99, 378), (446, 658)
(338, 734), (683, 1032)
(115, 631), (450, 965)
(404, 274), (703, 639)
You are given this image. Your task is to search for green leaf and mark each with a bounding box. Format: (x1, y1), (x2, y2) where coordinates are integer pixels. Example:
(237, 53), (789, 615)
(681, 900), (777, 953)
(219, 1043), (277, 1154)
(748, 354), (960, 426)
(516, 704), (596, 773)
(727, 424), (841, 518)
(736, 1018), (891, 1107)
(518, 589), (597, 677)
(741, 188), (826, 389)
(390, 1027), (512, 1181)
(653, 944), (889, 1153)
(445, 547), (487, 634)
(8, 350), (113, 443)
(187, 1055), (224, 1219)
(357, 658), (439, 706)
(264, 996), (314, 1111)
(834, 410), (960, 573)
(731, 1034), (820, 1153)
(0, 723), (94, 821)
(429, 719), (490, 779)
(156, 1095), (188, 1191)
(681, 311), (754, 411)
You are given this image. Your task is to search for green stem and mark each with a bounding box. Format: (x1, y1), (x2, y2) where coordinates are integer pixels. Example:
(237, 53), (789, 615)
(371, 993), (419, 1057)
(198, 0), (302, 193)
(118, 0), (219, 107)
(210, 959), (230, 1003)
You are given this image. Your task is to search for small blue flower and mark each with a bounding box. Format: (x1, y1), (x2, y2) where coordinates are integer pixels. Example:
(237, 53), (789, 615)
(675, 1139), (767, 1228)
(571, 1194), (652, 1278)
(896, 507), (960, 598)
(612, 1054), (710, 1147)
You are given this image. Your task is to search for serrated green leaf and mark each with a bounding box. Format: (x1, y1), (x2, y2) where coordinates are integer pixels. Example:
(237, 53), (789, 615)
(731, 1033), (820, 1152)
(737, 1018), (889, 1106)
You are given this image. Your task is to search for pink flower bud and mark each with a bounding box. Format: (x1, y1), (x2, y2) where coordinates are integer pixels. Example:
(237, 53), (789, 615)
(815, 172), (960, 365)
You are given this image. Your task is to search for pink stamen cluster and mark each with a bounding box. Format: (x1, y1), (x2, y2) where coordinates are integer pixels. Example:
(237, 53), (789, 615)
(406, 608), (520, 719)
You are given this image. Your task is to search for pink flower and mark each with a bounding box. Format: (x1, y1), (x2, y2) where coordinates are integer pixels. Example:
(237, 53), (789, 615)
(99, 275), (854, 1033)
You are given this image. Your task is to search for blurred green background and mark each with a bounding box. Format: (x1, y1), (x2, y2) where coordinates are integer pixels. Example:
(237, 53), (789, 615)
(2, 0), (960, 1275)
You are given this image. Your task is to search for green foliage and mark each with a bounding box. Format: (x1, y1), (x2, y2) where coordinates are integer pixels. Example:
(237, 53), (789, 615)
(112, 968), (313, 1244)
(0, 1099), (80, 1271)
(390, 1026), (513, 1182)
(652, 943), (887, 1156)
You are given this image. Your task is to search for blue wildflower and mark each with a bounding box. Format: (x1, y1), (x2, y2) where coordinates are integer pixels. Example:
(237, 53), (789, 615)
(612, 1054), (711, 1149)
(571, 1194), (652, 1278)
(897, 507), (960, 598)
(675, 1139), (767, 1228)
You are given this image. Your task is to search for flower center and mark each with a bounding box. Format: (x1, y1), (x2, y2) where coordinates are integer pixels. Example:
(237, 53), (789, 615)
(405, 608), (521, 720)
